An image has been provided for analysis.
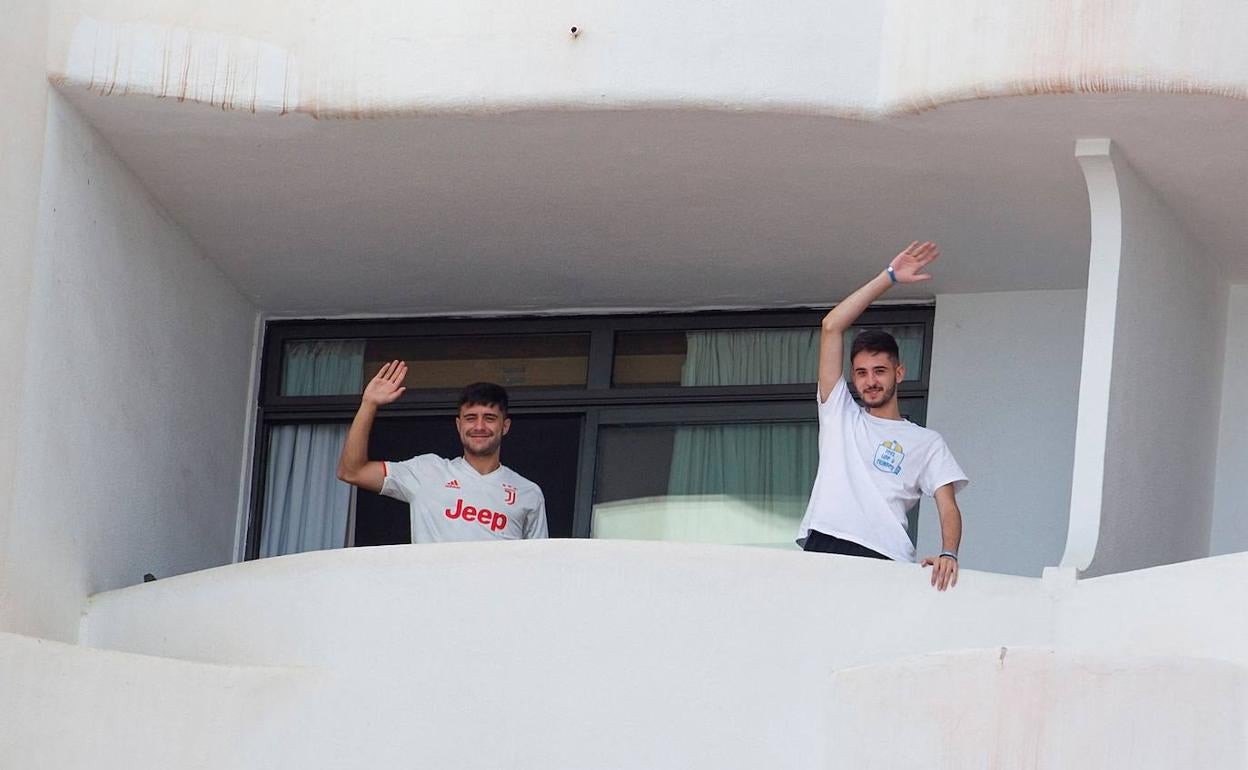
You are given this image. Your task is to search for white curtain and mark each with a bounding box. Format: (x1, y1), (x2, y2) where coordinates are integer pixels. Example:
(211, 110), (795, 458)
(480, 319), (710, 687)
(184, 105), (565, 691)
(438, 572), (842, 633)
(664, 329), (821, 546)
(260, 340), (365, 557)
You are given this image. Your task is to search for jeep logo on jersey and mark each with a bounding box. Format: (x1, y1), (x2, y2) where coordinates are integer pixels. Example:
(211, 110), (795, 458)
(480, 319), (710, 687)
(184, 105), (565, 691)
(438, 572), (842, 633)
(444, 498), (508, 532)
(502, 484), (517, 505)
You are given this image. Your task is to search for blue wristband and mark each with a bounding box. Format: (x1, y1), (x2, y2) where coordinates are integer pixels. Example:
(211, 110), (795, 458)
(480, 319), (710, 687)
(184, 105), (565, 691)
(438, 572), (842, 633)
(886, 265), (899, 284)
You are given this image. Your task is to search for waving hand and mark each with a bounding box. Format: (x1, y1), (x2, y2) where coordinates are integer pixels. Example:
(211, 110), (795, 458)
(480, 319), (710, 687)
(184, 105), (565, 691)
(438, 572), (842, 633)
(888, 241), (940, 283)
(363, 360), (408, 407)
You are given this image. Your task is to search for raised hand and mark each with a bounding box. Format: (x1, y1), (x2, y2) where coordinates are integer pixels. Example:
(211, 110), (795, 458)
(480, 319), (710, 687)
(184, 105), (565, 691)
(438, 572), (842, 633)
(888, 241), (940, 283)
(362, 360), (407, 406)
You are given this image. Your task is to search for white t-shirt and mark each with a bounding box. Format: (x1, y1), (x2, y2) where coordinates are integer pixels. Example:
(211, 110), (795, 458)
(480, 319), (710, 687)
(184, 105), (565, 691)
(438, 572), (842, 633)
(797, 378), (967, 562)
(380, 454), (548, 543)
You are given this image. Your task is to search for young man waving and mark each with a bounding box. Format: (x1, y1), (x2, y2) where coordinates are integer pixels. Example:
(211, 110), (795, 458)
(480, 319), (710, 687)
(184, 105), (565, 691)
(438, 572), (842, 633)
(337, 363), (548, 543)
(797, 242), (968, 590)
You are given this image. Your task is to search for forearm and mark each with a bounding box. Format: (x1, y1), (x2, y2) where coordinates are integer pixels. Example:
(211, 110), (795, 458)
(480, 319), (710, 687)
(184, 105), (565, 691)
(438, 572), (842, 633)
(821, 270), (893, 333)
(938, 502), (962, 554)
(337, 401), (378, 478)
(817, 268), (895, 399)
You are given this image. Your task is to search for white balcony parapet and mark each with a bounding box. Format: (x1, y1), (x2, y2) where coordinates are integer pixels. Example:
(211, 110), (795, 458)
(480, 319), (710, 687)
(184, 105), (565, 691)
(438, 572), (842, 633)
(2, 540), (1230, 769)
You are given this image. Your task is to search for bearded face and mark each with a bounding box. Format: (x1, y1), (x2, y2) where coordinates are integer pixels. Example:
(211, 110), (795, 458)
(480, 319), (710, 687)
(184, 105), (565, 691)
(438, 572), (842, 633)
(851, 350), (904, 410)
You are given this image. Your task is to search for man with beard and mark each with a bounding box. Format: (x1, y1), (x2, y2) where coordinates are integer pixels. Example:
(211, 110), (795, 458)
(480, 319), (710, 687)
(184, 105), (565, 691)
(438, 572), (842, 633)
(337, 366), (548, 543)
(797, 241), (967, 590)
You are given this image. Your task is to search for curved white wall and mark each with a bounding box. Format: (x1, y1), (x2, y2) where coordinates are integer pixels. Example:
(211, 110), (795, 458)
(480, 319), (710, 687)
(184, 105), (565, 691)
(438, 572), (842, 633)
(81, 541), (1053, 768)
(0, 631), (305, 770)
(63, 542), (1248, 769)
(46, 0), (1248, 117)
(879, 0), (1248, 111)
(48, 0), (884, 117)
(1071, 141), (1227, 575)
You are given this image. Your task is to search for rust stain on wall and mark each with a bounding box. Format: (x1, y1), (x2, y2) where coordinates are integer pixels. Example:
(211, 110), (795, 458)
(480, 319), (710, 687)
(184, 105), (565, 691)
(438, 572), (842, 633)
(53, 10), (1248, 120)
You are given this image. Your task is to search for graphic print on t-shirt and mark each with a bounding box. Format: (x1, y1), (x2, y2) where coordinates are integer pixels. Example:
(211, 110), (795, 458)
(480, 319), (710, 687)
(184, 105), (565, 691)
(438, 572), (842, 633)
(873, 440), (905, 475)
(799, 379), (967, 562)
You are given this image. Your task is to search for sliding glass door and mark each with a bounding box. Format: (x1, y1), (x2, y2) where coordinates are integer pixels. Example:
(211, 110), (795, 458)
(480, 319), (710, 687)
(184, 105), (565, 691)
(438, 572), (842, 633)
(247, 308), (933, 558)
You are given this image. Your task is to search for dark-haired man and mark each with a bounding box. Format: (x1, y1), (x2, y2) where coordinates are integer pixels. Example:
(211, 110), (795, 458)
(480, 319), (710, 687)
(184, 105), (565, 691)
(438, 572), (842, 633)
(797, 242), (968, 590)
(337, 362), (548, 543)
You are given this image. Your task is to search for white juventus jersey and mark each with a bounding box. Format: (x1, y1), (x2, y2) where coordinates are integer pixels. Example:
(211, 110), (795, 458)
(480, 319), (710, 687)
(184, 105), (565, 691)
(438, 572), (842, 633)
(380, 454), (548, 543)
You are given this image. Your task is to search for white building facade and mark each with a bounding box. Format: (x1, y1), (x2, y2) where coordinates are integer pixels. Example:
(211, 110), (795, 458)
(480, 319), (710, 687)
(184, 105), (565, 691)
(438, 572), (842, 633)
(3, 0), (1248, 765)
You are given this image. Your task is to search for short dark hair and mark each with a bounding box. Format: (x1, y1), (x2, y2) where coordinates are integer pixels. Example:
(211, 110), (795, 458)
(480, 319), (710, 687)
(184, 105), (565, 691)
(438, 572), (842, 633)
(849, 330), (900, 366)
(458, 382), (509, 415)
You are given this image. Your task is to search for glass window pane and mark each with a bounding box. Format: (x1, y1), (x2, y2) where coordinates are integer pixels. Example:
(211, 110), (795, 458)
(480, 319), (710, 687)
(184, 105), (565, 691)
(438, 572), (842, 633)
(612, 331), (688, 386)
(366, 334), (589, 390)
(613, 329), (818, 387)
(280, 339), (367, 396)
(592, 421), (818, 548)
(613, 324), (924, 388)
(281, 334), (591, 395)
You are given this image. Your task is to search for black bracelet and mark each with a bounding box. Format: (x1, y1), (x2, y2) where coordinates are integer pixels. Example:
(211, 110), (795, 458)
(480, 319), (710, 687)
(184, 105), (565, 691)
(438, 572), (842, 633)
(939, 551), (958, 561)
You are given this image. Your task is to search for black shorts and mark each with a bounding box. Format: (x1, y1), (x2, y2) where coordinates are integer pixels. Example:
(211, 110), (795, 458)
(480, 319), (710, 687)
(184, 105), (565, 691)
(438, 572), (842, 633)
(802, 530), (891, 560)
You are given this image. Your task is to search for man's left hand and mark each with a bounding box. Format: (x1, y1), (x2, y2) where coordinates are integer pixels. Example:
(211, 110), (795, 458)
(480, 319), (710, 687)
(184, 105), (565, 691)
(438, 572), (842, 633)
(920, 554), (959, 591)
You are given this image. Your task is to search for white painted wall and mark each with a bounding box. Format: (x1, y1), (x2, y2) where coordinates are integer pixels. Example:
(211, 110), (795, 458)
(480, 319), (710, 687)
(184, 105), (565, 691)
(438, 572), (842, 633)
(47, 0), (885, 117)
(0, 631), (308, 770)
(919, 290), (1085, 576)
(828, 648), (1247, 768)
(829, 549), (1248, 767)
(80, 541), (1055, 769)
(1212, 284), (1248, 556)
(0, 0), (51, 633)
(45, 0), (1248, 118)
(1085, 150), (1227, 576)
(20, 542), (1237, 769)
(879, 0), (1248, 111)
(1057, 550), (1248, 664)
(2, 92), (259, 641)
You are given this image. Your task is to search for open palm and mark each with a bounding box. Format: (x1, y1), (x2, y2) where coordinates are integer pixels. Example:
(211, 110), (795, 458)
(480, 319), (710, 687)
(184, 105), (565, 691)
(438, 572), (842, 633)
(889, 241), (940, 283)
(363, 360), (407, 406)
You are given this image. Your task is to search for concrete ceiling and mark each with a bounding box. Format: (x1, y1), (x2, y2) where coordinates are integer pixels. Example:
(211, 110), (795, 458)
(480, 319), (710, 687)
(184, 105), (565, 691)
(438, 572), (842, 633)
(57, 87), (1248, 316)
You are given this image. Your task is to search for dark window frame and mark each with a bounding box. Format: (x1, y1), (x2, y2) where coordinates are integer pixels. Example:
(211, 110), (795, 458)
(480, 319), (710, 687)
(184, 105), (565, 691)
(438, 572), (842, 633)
(247, 306), (935, 558)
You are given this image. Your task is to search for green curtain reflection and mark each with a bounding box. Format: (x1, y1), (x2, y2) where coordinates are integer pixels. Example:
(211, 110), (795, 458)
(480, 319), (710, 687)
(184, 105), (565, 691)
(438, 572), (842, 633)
(665, 330), (819, 546)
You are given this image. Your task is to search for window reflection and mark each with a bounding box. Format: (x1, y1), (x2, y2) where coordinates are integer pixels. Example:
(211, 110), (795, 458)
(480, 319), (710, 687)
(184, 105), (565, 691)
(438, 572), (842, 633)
(613, 325), (924, 388)
(592, 422), (817, 548)
(280, 334), (591, 395)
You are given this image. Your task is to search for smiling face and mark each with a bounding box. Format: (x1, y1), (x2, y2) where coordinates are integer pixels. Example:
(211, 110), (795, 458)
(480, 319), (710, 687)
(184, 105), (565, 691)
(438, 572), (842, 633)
(456, 402), (510, 457)
(851, 350), (905, 410)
